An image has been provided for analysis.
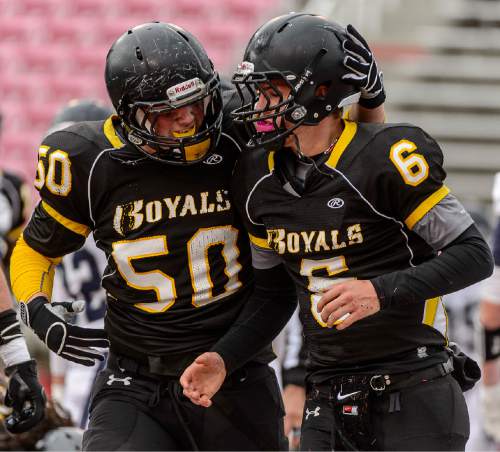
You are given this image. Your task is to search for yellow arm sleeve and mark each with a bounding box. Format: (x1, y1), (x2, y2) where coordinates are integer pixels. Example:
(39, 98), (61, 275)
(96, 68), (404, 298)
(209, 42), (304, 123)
(10, 235), (61, 303)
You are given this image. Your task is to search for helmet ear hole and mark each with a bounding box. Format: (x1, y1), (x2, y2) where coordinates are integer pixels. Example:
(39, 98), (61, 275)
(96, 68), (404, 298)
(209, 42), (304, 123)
(315, 83), (330, 99)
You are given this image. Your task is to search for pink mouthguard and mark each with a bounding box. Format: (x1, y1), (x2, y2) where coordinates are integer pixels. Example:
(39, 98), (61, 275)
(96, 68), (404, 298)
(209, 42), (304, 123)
(255, 120), (276, 132)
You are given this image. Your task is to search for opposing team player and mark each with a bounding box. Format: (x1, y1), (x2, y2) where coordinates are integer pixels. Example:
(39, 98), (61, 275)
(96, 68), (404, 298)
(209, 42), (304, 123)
(180, 13), (494, 451)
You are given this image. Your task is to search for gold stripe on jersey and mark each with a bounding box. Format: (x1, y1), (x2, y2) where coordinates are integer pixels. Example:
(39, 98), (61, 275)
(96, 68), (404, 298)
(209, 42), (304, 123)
(325, 120), (358, 169)
(268, 151), (275, 172)
(10, 235), (61, 302)
(423, 296), (448, 342)
(404, 185), (450, 230)
(249, 233), (271, 250)
(103, 115), (125, 149)
(41, 201), (90, 237)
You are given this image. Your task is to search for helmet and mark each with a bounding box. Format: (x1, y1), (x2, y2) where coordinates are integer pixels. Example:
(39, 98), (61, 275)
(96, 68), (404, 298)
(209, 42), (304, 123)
(35, 427), (83, 451)
(105, 21), (223, 165)
(46, 99), (113, 136)
(231, 13), (360, 149)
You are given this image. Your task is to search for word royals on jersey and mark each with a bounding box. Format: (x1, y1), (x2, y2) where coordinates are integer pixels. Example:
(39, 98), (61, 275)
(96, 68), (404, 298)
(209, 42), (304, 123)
(267, 224), (363, 254)
(113, 189), (231, 236)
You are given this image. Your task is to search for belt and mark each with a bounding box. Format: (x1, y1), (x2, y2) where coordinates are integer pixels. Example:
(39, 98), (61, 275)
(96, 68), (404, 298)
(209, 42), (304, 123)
(108, 352), (271, 385)
(311, 358), (454, 398)
(367, 357), (454, 392)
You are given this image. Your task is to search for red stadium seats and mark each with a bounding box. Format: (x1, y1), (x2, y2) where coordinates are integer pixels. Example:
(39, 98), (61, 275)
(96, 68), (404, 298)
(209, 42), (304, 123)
(0, 0), (286, 169)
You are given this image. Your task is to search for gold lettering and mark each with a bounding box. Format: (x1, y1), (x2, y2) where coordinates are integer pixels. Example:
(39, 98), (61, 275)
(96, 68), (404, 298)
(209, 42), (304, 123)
(145, 200), (162, 223)
(287, 232), (300, 253)
(163, 196), (181, 219)
(216, 190), (231, 212)
(113, 200), (144, 236)
(301, 231), (316, 253)
(331, 230), (346, 249)
(348, 224), (364, 245)
(199, 191), (215, 214)
(314, 230), (330, 252)
(180, 195), (198, 217)
(268, 229), (286, 254)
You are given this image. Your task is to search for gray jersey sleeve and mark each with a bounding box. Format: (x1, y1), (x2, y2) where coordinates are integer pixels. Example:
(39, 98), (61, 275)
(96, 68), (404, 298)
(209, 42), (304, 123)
(412, 194), (474, 250)
(250, 241), (282, 269)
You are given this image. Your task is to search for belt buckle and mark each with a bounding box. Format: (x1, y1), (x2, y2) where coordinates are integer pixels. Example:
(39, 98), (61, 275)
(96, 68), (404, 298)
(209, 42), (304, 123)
(369, 374), (386, 391)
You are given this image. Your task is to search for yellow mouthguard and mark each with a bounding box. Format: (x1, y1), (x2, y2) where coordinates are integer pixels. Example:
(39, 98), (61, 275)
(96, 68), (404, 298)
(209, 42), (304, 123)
(172, 126), (196, 138)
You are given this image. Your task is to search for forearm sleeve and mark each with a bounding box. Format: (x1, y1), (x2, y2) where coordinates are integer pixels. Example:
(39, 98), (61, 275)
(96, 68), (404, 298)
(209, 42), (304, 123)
(211, 263), (297, 374)
(10, 235), (60, 303)
(372, 224), (494, 308)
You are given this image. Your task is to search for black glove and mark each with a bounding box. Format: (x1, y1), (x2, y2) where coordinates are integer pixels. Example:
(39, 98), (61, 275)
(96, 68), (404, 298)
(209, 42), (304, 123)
(4, 359), (46, 433)
(19, 296), (109, 366)
(342, 24), (386, 109)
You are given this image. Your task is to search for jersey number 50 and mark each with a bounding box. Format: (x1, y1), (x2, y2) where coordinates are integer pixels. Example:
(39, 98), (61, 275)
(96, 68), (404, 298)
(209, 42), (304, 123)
(111, 226), (242, 313)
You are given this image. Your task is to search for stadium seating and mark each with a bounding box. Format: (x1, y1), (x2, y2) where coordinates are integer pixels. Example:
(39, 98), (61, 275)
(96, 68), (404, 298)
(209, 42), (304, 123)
(0, 0), (286, 181)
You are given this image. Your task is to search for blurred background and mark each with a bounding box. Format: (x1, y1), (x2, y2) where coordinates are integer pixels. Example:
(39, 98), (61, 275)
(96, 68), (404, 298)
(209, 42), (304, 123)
(1, 0), (500, 208)
(1, 0), (500, 449)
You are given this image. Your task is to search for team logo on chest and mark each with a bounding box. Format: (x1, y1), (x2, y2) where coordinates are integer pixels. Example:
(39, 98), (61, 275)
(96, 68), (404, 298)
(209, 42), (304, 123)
(203, 153), (223, 165)
(327, 197), (344, 209)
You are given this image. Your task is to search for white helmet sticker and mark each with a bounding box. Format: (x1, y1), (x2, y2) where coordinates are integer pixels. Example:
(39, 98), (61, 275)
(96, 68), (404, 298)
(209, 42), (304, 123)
(167, 78), (205, 102)
(236, 61), (254, 75)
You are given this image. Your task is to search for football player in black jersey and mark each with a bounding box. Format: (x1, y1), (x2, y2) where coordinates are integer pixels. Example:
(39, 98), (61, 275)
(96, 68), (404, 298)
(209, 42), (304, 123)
(9, 19), (386, 450)
(180, 13), (494, 451)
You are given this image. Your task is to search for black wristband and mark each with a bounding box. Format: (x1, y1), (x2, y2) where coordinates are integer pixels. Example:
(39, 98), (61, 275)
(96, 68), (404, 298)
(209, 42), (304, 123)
(0, 309), (22, 345)
(484, 327), (500, 361)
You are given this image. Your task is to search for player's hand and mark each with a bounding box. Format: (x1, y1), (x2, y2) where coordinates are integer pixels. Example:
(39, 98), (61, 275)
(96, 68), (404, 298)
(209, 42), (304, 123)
(19, 296), (109, 366)
(342, 24), (385, 109)
(317, 280), (380, 330)
(180, 352), (227, 408)
(4, 359), (46, 433)
(283, 384), (305, 449)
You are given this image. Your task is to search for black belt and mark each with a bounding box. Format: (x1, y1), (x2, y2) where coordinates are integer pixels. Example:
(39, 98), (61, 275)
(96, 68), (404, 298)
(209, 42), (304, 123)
(311, 358), (454, 398)
(108, 352), (270, 385)
(366, 357), (454, 392)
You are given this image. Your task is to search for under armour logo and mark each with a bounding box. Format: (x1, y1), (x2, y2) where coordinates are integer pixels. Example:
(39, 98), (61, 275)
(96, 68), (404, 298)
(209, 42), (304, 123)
(203, 154), (223, 165)
(106, 374), (132, 386)
(305, 406), (320, 420)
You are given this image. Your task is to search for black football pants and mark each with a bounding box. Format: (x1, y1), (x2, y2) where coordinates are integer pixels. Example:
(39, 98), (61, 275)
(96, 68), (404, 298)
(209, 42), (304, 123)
(82, 359), (288, 451)
(300, 374), (469, 451)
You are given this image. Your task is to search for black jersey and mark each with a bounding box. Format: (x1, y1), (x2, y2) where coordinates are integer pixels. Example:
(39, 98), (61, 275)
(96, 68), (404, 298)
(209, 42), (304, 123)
(23, 115), (271, 375)
(233, 120), (474, 380)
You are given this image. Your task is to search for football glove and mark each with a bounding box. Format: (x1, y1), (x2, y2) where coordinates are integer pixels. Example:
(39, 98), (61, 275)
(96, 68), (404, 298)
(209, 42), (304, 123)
(19, 296), (109, 366)
(342, 24), (386, 109)
(4, 359), (46, 433)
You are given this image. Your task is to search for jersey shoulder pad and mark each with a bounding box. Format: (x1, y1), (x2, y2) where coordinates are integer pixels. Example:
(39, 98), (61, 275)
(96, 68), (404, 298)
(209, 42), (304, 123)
(351, 123), (447, 226)
(35, 124), (107, 226)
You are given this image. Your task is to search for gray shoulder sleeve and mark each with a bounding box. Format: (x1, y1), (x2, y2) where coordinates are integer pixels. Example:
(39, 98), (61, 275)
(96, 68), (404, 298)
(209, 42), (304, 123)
(412, 194), (474, 250)
(250, 242), (282, 269)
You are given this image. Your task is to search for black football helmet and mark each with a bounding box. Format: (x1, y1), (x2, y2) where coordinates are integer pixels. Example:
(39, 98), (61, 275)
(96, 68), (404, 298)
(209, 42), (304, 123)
(46, 99), (113, 136)
(105, 22), (223, 165)
(231, 13), (360, 149)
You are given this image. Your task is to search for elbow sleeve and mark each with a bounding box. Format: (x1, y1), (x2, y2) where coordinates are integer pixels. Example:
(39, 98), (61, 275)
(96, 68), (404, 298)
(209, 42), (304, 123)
(10, 235), (61, 302)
